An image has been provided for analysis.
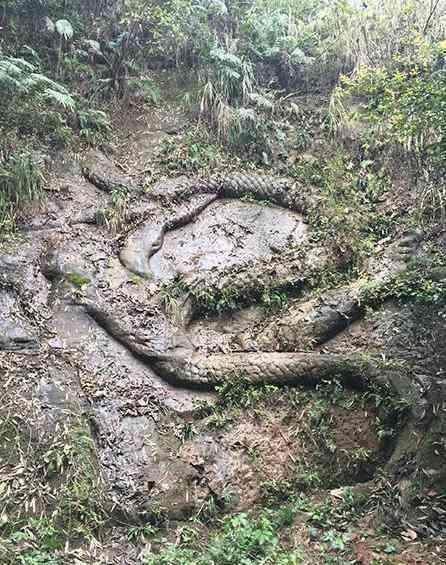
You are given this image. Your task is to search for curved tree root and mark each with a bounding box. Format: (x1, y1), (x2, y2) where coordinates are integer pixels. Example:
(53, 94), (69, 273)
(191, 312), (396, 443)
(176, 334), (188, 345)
(83, 300), (397, 391)
(224, 230), (423, 352)
(253, 285), (363, 352)
(119, 194), (218, 277)
(83, 166), (131, 194)
(152, 351), (393, 391)
(149, 174), (309, 213)
(83, 169), (309, 213)
(83, 168), (311, 278)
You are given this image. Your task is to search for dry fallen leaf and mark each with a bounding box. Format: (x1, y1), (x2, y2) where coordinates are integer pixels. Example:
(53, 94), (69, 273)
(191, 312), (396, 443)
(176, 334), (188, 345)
(401, 529), (418, 541)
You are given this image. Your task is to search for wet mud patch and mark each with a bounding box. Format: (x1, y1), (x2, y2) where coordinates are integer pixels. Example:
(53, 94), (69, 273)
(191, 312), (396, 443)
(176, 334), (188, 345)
(176, 386), (383, 513)
(1, 77), (445, 563)
(149, 199), (307, 281)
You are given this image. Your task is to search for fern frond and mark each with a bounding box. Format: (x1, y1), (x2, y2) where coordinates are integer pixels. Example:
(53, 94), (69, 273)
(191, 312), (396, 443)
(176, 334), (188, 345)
(248, 92), (275, 111)
(3, 57), (36, 72)
(28, 73), (70, 93)
(43, 89), (76, 110)
(0, 70), (25, 90)
(55, 19), (74, 40)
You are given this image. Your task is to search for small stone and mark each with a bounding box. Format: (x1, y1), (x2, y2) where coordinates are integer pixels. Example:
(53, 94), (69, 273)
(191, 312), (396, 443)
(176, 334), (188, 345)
(48, 337), (63, 349)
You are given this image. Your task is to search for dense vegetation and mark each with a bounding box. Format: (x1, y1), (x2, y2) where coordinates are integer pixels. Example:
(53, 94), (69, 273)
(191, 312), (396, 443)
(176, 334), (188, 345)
(1, 0), (445, 229)
(1, 0), (446, 563)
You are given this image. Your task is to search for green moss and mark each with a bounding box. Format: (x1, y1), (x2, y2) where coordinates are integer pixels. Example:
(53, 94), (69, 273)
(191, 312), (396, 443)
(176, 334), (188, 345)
(65, 272), (91, 288)
(129, 273), (143, 285)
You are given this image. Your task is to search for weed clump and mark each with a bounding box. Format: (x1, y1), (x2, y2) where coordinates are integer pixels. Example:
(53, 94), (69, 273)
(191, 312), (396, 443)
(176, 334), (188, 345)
(0, 418), (107, 564)
(0, 151), (43, 232)
(65, 272), (91, 288)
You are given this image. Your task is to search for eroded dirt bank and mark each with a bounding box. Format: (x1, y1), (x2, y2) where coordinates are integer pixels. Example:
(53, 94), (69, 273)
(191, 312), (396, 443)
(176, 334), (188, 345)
(1, 97), (446, 564)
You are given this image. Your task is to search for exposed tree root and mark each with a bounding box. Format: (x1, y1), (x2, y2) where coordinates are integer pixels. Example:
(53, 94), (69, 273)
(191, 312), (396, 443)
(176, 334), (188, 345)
(83, 169), (312, 278)
(84, 169), (309, 212)
(83, 300), (400, 391)
(253, 285), (363, 351)
(227, 231), (422, 351)
(120, 194), (218, 277)
(82, 166), (131, 194)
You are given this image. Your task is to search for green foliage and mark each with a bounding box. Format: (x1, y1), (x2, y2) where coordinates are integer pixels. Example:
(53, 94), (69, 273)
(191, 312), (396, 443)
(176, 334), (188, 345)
(0, 418), (107, 563)
(261, 478), (295, 505)
(78, 109), (111, 145)
(144, 512), (302, 564)
(55, 19), (74, 40)
(0, 56), (75, 110)
(192, 283), (243, 316)
(215, 380), (280, 411)
(260, 288), (288, 312)
(127, 523), (157, 543)
(298, 151), (396, 271)
(0, 55), (78, 148)
(159, 131), (224, 173)
(0, 151), (43, 232)
(95, 187), (130, 232)
(338, 53), (446, 164)
(333, 41), (446, 220)
(360, 263), (446, 307)
(137, 0), (218, 65)
(160, 275), (190, 322)
(198, 380), (280, 431)
(65, 272), (91, 288)
(200, 45), (255, 141)
(128, 77), (161, 105)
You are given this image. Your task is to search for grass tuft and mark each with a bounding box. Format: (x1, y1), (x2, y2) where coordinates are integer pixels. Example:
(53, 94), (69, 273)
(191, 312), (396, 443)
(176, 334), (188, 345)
(0, 152), (44, 232)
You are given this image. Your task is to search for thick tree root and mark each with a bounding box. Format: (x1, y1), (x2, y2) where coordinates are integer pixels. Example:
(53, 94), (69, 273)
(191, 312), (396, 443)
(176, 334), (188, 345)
(153, 351), (390, 390)
(254, 285), (362, 351)
(149, 174), (308, 212)
(120, 194), (218, 277)
(83, 170), (311, 278)
(236, 231), (423, 351)
(179, 245), (333, 322)
(83, 166), (131, 193)
(83, 169), (308, 212)
(83, 300), (395, 391)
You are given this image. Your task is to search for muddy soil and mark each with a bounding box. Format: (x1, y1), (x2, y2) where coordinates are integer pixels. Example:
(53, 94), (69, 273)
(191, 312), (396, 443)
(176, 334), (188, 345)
(1, 95), (446, 564)
(150, 199), (307, 281)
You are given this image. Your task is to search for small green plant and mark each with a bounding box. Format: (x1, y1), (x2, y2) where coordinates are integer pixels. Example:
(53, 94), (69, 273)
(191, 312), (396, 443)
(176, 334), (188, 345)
(78, 109), (111, 146)
(200, 46), (254, 141)
(128, 77), (161, 105)
(160, 275), (190, 322)
(195, 494), (220, 524)
(96, 187), (129, 232)
(0, 151), (44, 232)
(215, 380), (279, 411)
(0, 419), (106, 563)
(261, 478), (293, 505)
(260, 288), (288, 312)
(144, 511), (302, 564)
(322, 530), (350, 551)
(175, 421), (197, 443)
(65, 272), (91, 288)
(159, 131), (226, 174)
(127, 524), (157, 543)
(360, 266), (446, 307)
